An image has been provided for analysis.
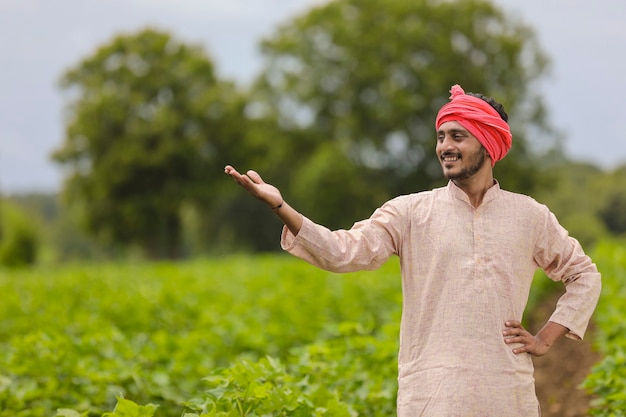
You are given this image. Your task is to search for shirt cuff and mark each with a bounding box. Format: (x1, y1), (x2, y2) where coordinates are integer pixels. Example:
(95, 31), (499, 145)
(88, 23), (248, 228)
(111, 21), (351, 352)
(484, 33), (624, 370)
(280, 216), (312, 251)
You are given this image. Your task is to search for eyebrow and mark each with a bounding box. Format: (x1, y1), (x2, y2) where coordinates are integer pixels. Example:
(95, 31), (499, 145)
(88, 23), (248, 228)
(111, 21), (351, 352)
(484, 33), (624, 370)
(436, 128), (469, 135)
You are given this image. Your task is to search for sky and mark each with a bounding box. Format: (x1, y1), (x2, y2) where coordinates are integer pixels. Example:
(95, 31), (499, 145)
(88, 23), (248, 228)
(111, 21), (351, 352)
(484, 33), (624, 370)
(1, 0), (625, 194)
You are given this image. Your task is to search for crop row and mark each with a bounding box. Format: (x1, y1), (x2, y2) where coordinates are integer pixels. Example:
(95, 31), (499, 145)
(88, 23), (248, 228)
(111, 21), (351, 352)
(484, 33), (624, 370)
(0, 256), (401, 416)
(582, 240), (626, 416)
(1, 241), (620, 416)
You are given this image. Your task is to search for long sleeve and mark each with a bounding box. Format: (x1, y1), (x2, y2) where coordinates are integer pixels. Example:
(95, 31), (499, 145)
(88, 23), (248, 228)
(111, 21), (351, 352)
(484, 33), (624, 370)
(280, 196), (409, 273)
(533, 207), (602, 340)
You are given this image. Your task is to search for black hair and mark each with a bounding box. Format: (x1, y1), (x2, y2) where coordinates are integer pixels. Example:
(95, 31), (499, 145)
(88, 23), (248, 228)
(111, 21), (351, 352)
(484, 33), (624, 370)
(467, 92), (508, 122)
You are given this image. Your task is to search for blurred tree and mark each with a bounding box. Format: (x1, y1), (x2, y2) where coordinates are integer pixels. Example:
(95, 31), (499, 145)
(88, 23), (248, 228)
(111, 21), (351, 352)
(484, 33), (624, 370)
(598, 165), (626, 236)
(251, 0), (559, 225)
(0, 200), (38, 267)
(534, 162), (605, 221)
(289, 142), (388, 229)
(53, 28), (253, 258)
(531, 161), (626, 248)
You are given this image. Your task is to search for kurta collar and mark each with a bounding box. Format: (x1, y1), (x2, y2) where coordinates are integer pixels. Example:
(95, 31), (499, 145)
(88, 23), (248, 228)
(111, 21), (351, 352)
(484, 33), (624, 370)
(446, 179), (501, 207)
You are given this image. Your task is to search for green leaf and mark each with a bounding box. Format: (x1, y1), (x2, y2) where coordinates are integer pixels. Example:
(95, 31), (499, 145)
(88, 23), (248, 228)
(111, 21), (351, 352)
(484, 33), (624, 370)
(102, 397), (159, 417)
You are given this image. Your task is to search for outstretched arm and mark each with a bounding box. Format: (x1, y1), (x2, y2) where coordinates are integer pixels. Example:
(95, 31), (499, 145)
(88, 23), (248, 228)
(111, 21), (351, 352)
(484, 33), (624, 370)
(224, 165), (303, 236)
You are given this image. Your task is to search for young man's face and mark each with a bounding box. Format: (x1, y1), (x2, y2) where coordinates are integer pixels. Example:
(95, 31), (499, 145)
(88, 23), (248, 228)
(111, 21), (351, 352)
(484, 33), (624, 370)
(436, 121), (490, 181)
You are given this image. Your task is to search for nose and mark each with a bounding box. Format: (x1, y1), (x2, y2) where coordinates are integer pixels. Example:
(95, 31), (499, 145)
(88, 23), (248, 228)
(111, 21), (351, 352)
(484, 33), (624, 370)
(438, 134), (455, 151)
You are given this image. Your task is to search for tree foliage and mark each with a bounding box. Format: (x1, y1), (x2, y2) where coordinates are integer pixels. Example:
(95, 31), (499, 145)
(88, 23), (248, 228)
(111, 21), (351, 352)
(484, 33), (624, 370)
(53, 28), (251, 258)
(532, 162), (626, 249)
(0, 200), (38, 267)
(598, 166), (626, 236)
(51, 0), (588, 257)
(252, 0), (557, 224)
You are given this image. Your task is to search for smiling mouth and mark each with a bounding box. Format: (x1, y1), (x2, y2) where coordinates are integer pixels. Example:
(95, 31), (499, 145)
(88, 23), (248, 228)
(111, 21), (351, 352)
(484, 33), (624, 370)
(441, 153), (461, 163)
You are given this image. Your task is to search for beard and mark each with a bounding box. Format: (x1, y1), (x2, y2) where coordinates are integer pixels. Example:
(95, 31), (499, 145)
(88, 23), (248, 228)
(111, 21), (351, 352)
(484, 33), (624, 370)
(444, 147), (487, 181)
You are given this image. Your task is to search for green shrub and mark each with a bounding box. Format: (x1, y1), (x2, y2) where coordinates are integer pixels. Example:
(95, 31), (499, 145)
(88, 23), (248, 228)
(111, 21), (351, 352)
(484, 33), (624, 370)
(582, 240), (626, 416)
(0, 257), (401, 416)
(0, 200), (38, 267)
(0, 252), (605, 416)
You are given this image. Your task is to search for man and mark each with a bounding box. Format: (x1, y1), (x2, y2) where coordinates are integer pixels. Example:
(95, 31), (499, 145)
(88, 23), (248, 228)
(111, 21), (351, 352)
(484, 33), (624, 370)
(224, 84), (601, 416)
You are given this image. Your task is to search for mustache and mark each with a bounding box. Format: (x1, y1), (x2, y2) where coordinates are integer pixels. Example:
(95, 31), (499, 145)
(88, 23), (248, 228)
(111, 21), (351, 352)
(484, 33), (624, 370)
(441, 151), (461, 159)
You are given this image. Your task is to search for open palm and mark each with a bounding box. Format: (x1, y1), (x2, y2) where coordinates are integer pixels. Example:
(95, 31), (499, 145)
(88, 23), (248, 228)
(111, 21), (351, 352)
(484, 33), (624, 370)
(224, 165), (283, 208)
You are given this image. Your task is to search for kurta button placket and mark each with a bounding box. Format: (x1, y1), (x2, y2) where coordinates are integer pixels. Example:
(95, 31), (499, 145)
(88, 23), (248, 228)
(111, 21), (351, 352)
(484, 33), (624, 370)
(473, 207), (485, 292)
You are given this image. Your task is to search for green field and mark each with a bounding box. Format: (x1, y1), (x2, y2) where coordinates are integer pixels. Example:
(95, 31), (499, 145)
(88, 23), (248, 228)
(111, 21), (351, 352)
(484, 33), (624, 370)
(582, 241), (626, 416)
(1, 242), (624, 416)
(0, 255), (402, 416)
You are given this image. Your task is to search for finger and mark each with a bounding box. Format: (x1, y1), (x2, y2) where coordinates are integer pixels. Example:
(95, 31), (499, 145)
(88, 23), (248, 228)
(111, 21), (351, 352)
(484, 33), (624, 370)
(239, 174), (258, 189)
(512, 345), (530, 355)
(226, 168), (254, 189)
(504, 335), (534, 354)
(225, 165), (242, 178)
(505, 320), (522, 328)
(503, 328), (523, 337)
(246, 170), (265, 185)
(504, 335), (528, 344)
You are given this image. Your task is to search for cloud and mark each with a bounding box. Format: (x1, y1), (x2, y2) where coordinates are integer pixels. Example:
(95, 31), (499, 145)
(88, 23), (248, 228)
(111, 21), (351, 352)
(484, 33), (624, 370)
(126, 0), (330, 20)
(1, 0), (625, 193)
(0, 0), (40, 13)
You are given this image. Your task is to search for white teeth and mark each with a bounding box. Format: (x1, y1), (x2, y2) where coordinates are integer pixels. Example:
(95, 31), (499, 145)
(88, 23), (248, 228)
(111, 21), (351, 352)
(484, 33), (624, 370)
(444, 156), (459, 162)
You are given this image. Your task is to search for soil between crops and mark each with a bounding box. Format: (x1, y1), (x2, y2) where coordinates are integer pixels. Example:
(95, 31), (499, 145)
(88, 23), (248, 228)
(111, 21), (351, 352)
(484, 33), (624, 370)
(529, 291), (602, 417)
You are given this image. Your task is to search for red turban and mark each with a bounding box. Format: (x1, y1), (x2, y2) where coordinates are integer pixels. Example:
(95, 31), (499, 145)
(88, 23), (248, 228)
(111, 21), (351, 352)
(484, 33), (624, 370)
(435, 84), (512, 167)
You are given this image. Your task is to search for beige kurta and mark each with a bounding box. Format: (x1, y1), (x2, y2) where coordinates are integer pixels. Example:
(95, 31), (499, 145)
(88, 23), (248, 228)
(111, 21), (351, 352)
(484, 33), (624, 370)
(281, 181), (601, 417)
